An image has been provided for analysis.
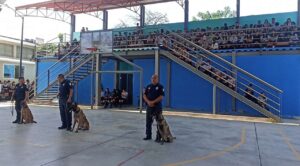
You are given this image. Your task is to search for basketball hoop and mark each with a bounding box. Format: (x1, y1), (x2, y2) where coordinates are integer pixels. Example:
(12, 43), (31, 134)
(86, 47), (98, 52)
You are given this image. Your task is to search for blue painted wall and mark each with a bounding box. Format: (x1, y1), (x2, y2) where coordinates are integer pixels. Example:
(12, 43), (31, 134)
(37, 54), (300, 118)
(234, 55), (300, 118)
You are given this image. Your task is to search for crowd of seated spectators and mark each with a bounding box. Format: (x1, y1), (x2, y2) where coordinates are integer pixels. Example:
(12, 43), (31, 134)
(0, 79), (35, 101)
(113, 18), (300, 50)
(100, 88), (129, 108)
(56, 39), (80, 58)
(244, 84), (268, 110)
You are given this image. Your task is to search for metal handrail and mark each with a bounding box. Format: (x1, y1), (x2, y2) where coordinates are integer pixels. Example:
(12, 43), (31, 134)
(163, 42), (281, 115)
(163, 35), (280, 103)
(171, 32), (283, 93)
(35, 53), (94, 97)
(36, 45), (80, 80)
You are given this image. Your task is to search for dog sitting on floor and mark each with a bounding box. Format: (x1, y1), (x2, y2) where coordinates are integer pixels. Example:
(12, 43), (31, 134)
(21, 102), (37, 124)
(67, 102), (90, 133)
(156, 114), (175, 144)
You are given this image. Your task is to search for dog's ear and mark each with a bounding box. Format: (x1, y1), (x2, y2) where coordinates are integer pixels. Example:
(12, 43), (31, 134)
(73, 102), (78, 108)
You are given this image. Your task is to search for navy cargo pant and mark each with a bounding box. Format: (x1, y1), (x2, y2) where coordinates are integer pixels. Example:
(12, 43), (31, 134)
(145, 107), (162, 138)
(59, 98), (72, 128)
(15, 100), (23, 122)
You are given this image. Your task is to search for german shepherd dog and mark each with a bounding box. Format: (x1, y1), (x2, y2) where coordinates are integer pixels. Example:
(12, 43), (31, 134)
(21, 102), (37, 124)
(156, 114), (176, 144)
(67, 103), (90, 133)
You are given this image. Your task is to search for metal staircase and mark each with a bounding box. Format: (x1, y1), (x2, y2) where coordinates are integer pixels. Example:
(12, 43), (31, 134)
(159, 32), (283, 122)
(33, 47), (96, 104)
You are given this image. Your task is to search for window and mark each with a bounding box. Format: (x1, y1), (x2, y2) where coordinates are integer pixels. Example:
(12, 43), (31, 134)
(4, 64), (25, 79)
(0, 43), (13, 57)
(16, 47), (35, 59)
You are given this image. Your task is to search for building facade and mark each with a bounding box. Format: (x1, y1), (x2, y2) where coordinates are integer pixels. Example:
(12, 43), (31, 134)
(0, 35), (36, 81)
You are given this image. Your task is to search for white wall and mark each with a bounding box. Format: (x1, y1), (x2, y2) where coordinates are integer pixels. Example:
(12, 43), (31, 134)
(0, 59), (36, 82)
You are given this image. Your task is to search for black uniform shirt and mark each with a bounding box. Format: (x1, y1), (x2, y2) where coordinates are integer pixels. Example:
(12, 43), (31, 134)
(59, 79), (73, 100)
(144, 83), (165, 109)
(14, 83), (28, 101)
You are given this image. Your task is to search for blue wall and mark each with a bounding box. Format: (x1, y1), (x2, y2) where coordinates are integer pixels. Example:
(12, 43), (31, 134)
(234, 55), (300, 118)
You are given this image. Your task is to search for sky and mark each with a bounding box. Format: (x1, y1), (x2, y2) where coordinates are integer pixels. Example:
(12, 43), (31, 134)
(0, 0), (298, 42)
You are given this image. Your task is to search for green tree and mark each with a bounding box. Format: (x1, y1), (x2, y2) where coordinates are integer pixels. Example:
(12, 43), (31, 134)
(115, 10), (169, 28)
(192, 6), (236, 21)
(58, 33), (64, 43)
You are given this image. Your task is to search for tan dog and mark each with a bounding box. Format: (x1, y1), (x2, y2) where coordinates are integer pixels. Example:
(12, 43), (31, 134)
(68, 103), (90, 133)
(21, 102), (37, 124)
(156, 114), (175, 144)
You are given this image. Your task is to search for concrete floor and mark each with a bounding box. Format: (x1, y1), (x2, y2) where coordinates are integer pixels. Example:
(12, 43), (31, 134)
(0, 104), (300, 166)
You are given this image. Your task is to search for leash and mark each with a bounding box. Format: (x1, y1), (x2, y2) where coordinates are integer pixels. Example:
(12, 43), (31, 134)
(11, 101), (14, 117)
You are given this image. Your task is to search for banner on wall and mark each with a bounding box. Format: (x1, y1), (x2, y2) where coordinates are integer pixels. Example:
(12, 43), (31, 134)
(80, 31), (112, 54)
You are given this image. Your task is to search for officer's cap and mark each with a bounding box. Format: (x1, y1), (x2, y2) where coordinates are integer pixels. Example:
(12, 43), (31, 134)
(18, 77), (24, 80)
(58, 74), (64, 78)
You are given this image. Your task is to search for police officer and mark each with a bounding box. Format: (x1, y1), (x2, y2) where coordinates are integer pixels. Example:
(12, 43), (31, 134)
(143, 74), (165, 141)
(11, 77), (29, 123)
(57, 74), (73, 131)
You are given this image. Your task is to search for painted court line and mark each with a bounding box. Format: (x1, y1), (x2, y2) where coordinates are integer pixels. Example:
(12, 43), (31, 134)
(163, 128), (246, 166)
(117, 149), (145, 166)
(278, 129), (300, 161)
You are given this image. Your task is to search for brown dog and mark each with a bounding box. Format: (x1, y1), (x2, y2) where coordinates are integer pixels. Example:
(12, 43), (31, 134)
(21, 102), (37, 124)
(68, 103), (90, 133)
(156, 114), (175, 144)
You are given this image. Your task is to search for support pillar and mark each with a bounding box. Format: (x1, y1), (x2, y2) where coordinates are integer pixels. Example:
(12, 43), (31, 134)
(213, 85), (217, 115)
(95, 53), (102, 107)
(236, 0), (240, 24)
(140, 5), (145, 27)
(103, 10), (108, 30)
(155, 49), (160, 76)
(298, 0), (300, 26)
(184, 0), (189, 31)
(70, 14), (76, 41)
(232, 51), (237, 112)
(166, 61), (171, 108)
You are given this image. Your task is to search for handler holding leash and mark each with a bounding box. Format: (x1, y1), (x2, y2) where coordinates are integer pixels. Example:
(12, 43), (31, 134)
(11, 77), (29, 124)
(57, 74), (73, 131)
(143, 74), (165, 141)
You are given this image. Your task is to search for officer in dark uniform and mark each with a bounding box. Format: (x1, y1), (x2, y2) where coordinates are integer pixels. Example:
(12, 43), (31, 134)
(57, 74), (73, 131)
(143, 74), (165, 141)
(11, 77), (29, 123)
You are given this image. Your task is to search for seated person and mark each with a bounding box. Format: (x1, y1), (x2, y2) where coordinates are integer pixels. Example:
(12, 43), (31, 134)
(201, 60), (212, 76)
(110, 89), (120, 108)
(258, 92), (268, 110)
(214, 70), (224, 82)
(103, 88), (111, 108)
(226, 76), (236, 90)
(244, 84), (256, 103)
(119, 89), (129, 107)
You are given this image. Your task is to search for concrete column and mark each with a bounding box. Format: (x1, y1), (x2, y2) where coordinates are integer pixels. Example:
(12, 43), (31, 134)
(232, 51), (237, 112)
(154, 49), (160, 76)
(166, 61), (171, 108)
(95, 53), (102, 107)
(13, 45), (17, 58)
(103, 10), (108, 30)
(236, 0), (240, 24)
(184, 0), (189, 31)
(140, 5), (145, 27)
(213, 85), (217, 115)
(70, 14), (76, 41)
(298, 0), (300, 26)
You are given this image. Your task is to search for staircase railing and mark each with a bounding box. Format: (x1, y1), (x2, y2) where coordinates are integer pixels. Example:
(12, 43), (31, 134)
(35, 45), (87, 95)
(161, 32), (283, 118)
